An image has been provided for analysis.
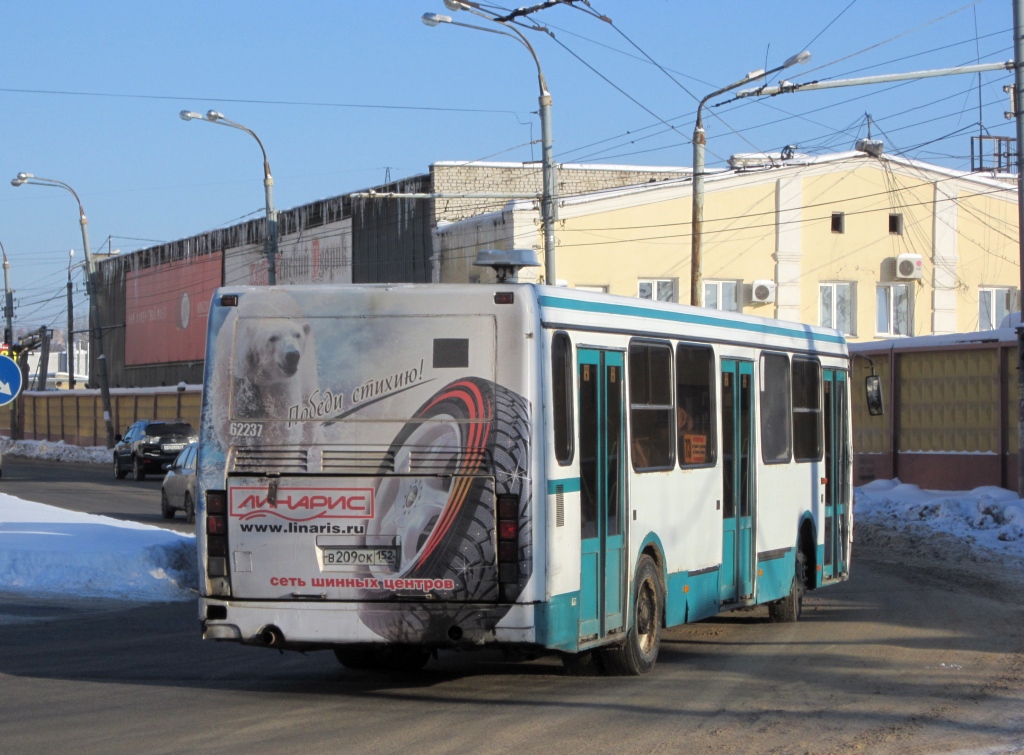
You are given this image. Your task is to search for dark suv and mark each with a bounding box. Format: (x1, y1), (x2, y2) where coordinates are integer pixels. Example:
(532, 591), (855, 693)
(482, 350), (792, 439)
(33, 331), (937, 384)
(114, 419), (198, 481)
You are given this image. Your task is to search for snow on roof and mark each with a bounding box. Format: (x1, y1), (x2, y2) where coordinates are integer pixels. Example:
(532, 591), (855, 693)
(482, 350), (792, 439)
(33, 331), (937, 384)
(431, 160), (691, 173)
(499, 150), (1019, 213)
(851, 327), (1018, 352)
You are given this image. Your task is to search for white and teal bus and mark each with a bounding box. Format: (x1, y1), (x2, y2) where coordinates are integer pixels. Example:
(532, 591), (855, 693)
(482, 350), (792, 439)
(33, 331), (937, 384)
(196, 272), (855, 675)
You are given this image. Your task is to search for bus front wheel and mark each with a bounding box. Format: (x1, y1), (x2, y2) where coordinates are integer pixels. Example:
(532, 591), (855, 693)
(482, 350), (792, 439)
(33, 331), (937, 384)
(601, 555), (663, 675)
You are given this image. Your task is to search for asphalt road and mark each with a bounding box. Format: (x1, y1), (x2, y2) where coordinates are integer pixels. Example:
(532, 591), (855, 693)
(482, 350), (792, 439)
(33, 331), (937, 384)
(0, 455), (193, 533)
(1, 458), (1023, 752)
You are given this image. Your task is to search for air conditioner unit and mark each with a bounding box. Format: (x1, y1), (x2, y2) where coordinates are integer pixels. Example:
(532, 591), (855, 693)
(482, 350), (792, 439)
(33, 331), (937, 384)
(895, 253), (923, 280)
(751, 280), (776, 303)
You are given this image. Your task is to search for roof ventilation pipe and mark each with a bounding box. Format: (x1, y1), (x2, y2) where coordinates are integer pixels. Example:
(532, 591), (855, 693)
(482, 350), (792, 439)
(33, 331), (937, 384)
(856, 139), (885, 158)
(473, 249), (541, 283)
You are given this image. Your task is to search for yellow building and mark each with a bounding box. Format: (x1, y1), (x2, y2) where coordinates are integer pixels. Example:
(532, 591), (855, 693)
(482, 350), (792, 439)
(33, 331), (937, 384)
(434, 149), (1018, 341)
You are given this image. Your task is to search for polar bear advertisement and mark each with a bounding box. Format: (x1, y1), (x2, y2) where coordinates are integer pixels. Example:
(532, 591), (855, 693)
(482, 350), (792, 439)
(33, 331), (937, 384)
(207, 290), (319, 449)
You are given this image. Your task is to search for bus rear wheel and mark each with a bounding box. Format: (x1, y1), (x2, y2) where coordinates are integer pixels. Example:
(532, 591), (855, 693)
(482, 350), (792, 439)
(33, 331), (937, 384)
(374, 645), (431, 672)
(334, 644), (380, 670)
(600, 555), (662, 675)
(334, 644), (431, 673)
(769, 550), (806, 623)
(560, 649), (604, 676)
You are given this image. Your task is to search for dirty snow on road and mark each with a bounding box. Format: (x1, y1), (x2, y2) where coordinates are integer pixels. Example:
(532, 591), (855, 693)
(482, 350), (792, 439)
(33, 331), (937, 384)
(0, 437), (111, 465)
(856, 479), (1024, 554)
(0, 496), (196, 601)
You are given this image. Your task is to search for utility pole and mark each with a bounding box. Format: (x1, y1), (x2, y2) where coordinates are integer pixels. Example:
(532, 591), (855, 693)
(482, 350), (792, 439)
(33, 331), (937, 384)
(36, 327), (50, 392)
(1013, 0), (1024, 497)
(1, 240), (14, 439)
(67, 250), (75, 390)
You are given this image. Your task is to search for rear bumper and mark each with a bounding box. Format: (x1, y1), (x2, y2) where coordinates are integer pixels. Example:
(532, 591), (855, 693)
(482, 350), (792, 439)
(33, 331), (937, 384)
(140, 450), (179, 469)
(199, 598), (536, 648)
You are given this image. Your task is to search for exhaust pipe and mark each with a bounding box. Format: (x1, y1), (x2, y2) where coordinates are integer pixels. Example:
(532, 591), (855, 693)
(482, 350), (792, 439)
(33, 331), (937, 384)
(258, 625), (284, 648)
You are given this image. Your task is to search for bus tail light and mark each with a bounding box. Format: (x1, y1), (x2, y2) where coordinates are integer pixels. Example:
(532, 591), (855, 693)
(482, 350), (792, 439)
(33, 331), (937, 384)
(497, 494), (519, 597)
(205, 490), (231, 594)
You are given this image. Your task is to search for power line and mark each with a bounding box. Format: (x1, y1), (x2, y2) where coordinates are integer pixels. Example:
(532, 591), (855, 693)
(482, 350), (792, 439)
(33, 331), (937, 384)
(0, 87), (525, 116)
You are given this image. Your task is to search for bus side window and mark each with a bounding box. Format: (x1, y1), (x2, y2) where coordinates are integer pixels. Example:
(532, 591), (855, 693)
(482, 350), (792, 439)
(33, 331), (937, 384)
(760, 353), (793, 464)
(629, 341), (674, 471)
(792, 357), (822, 462)
(676, 345), (716, 467)
(552, 332), (574, 465)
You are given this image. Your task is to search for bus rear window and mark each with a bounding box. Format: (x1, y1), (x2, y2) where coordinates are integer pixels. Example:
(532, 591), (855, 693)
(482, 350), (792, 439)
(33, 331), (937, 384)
(551, 332), (573, 464)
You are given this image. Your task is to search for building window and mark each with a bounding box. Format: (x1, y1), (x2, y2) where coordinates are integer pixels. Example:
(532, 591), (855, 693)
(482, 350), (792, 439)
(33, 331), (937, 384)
(639, 279), (674, 302)
(629, 340), (674, 471)
(831, 212), (845, 234)
(760, 353), (792, 464)
(979, 287), (1015, 331)
(792, 357), (822, 462)
(888, 213), (903, 235)
(876, 283), (912, 336)
(551, 332), (574, 465)
(676, 345), (716, 467)
(704, 280), (740, 311)
(819, 282), (855, 335)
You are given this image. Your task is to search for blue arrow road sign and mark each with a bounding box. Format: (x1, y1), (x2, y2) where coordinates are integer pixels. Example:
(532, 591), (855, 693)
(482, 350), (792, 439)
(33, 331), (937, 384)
(0, 354), (23, 406)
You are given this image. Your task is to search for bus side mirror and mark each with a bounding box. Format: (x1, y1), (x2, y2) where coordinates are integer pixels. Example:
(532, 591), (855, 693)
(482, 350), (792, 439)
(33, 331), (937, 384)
(865, 375), (884, 416)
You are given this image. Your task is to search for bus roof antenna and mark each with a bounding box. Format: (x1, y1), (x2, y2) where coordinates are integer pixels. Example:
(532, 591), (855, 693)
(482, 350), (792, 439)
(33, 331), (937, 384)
(473, 249), (540, 282)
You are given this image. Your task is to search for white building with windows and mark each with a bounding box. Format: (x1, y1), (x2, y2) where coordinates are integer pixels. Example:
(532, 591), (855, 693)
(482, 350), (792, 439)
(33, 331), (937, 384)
(433, 149), (1018, 341)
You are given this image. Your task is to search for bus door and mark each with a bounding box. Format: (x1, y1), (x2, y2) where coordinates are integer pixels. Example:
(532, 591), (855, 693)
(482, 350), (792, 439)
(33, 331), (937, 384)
(720, 359), (755, 604)
(577, 348), (625, 640)
(823, 369), (850, 578)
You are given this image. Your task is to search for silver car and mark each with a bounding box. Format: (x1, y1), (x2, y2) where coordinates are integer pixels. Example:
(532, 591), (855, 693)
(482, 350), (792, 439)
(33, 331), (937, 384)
(161, 442), (198, 523)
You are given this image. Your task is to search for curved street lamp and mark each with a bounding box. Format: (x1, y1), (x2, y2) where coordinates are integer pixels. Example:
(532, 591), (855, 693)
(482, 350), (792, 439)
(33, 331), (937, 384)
(10, 173), (116, 447)
(690, 51), (811, 307)
(422, 4), (558, 285)
(180, 110), (279, 285)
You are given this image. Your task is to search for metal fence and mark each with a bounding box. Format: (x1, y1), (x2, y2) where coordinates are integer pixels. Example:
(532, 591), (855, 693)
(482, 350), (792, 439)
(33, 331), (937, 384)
(1, 388), (202, 448)
(852, 337), (1017, 492)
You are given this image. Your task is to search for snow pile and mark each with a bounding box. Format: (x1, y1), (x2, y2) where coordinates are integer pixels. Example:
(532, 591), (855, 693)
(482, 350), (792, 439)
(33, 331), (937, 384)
(855, 480), (1024, 556)
(0, 495), (197, 601)
(1, 437), (110, 465)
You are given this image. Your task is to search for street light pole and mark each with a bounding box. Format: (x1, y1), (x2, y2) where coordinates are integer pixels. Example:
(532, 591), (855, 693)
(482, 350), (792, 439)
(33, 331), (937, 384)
(690, 51), (811, 307)
(731, 51), (1021, 491)
(423, 6), (559, 284)
(11, 173), (116, 447)
(67, 250), (75, 390)
(180, 110), (278, 285)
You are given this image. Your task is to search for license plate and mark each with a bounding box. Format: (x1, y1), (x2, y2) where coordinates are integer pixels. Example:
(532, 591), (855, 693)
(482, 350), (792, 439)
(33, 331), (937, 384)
(322, 546), (399, 569)
(163, 443), (185, 452)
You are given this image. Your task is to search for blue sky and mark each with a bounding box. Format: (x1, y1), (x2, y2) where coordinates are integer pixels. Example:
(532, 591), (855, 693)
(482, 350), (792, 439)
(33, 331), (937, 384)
(0, 0), (1015, 331)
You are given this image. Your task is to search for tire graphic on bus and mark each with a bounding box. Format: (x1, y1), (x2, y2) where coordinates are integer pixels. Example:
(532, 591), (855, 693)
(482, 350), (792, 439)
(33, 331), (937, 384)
(359, 377), (531, 643)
